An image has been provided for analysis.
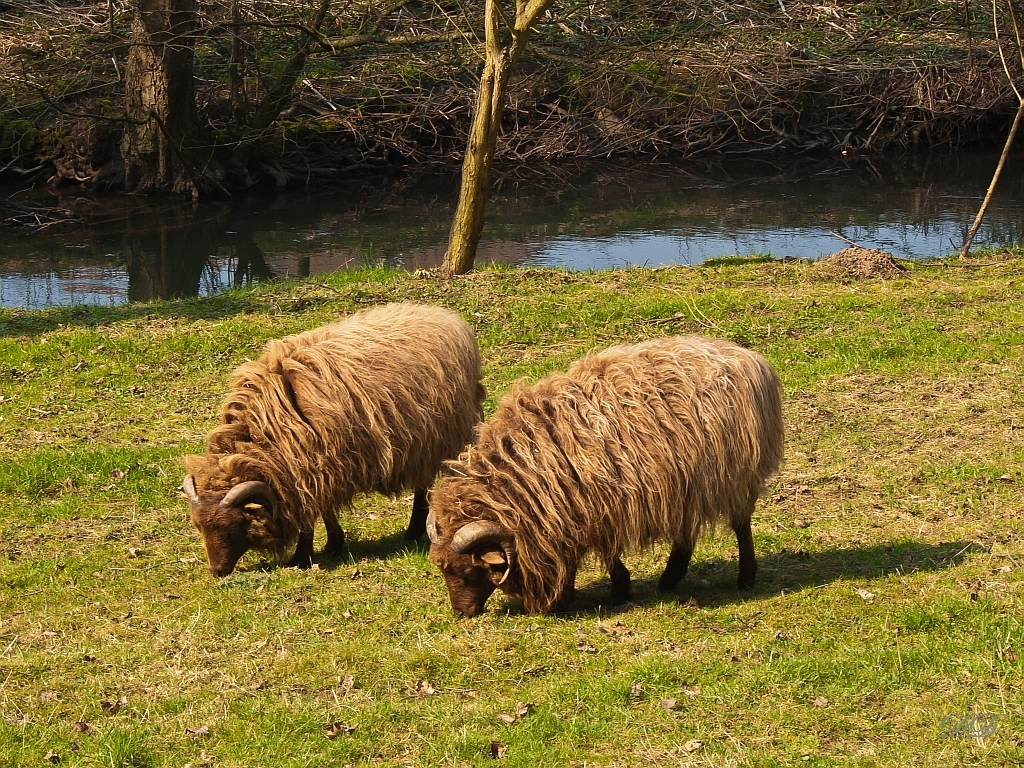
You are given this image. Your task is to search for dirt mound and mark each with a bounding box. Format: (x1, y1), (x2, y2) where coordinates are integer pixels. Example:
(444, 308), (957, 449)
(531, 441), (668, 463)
(817, 248), (906, 280)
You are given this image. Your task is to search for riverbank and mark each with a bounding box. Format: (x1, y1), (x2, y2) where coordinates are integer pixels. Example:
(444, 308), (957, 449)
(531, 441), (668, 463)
(1, 1), (1020, 191)
(1, 256), (1022, 766)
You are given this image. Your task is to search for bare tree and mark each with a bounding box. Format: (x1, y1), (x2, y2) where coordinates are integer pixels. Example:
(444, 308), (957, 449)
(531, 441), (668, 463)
(961, 0), (1024, 259)
(122, 0), (201, 197)
(442, 0), (556, 277)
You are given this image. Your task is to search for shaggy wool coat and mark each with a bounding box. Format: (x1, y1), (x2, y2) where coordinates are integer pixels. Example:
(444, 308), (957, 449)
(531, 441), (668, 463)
(188, 302), (484, 558)
(430, 335), (784, 613)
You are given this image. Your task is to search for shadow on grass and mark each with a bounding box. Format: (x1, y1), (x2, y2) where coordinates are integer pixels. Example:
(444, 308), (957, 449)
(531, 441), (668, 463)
(0, 290), (270, 338)
(344, 531), (429, 564)
(561, 539), (979, 617)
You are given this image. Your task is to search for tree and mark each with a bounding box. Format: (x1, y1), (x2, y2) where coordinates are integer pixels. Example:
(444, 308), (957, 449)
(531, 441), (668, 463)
(442, 0), (556, 277)
(960, 0), (1024, 259)
(122, 0), (202, 198)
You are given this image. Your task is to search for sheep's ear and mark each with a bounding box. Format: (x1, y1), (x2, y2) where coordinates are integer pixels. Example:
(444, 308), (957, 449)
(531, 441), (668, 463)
(480, 550), (507, 566)
(243, 502), (272, 518)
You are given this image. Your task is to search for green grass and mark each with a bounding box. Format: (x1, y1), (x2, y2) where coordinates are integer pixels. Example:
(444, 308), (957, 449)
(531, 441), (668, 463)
(1, 254), (1023, 766)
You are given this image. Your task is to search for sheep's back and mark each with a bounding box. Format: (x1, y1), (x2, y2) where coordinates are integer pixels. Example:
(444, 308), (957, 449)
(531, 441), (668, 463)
(449, 335), (781, 563)
(214, 303), (482, 516)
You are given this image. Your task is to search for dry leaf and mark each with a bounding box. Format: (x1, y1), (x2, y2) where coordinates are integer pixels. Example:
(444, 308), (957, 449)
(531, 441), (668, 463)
(127, 547), (140, 558)
(660, 698), (678, 711)
(598, 621), (631, 637)
(1002, 646), (1018, 662)
(111, 468), (125, 480)
(681, 596), (699, 609)
(496, 713), (516, 725)
(408, 679), (436, 696)
(514, 701), (533, 718)
(323, 722), (356, 739)
(666, 643), (682, 653)
(489, 741), (507, 759)
(813, 696), (829, 708)
(73, 360), (87, 373)
(342, 609), (353, 619)
(855, 588), (875, 601)
(997, 474), (1013, 482)
(186, 725), (210, 737)
(44, 751), (60, 763)
(74, 721), (90, 733)
(575, 639), (597, 653)
(730, 655), (741, 665)
(682, 685), (700, 698)
(179, 555), (198, 564)
(199, 750), (215, 765)
(630, 682), (643, 699)
(522, 665), (547, 676)
(101, 696), (127, 714)
(683, 739), (703, 753)
(38, 691), (59, 702)
(793, 518), (809, 528)
(42, 630), (58, 638)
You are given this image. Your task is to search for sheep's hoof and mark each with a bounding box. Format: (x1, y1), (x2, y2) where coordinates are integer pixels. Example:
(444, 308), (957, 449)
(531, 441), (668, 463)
(656, 576), (678, 593)
(288, 552), (313, 569)
(610, 586), (631, 604)
(736, 577), (756, 591)
(323, 537), (346, 557)
(403, 526), (426, 542)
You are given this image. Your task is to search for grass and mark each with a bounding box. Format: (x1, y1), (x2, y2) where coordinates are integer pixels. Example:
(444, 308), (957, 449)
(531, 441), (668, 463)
(1, 253), (1023, 766)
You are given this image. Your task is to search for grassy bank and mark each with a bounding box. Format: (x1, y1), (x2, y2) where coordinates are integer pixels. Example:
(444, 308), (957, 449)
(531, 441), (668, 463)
(1, 1), (1020, 189)
(1, 255), (1023, 766)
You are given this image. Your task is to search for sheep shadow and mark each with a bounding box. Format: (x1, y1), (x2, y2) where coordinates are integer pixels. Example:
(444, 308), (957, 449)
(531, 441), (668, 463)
(556, 539), (980, 618)
(311, 531), (428, 571)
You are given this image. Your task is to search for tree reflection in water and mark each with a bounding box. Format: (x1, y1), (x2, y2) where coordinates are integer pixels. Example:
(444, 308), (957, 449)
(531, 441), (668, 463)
(123, 206), (276, 302)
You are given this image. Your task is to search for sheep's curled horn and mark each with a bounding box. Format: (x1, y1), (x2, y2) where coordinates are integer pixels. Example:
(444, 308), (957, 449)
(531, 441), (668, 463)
(427, 511), (515, 585)
(182, 474), (200, 503)
(220, 480), (274, 509)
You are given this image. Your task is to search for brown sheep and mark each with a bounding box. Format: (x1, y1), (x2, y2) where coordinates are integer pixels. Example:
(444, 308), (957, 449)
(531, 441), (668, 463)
(427, 335), (784, 616)
(183, 302), (484, 577)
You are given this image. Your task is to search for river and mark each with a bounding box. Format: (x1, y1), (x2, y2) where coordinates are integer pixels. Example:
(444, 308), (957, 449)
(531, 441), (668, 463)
(2, 149), (1023, 308)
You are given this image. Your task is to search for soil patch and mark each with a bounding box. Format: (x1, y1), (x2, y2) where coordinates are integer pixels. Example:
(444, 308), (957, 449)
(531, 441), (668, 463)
(817, 248), (906, 280)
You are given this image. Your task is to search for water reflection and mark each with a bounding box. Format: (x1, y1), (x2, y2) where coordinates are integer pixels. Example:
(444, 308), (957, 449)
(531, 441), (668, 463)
(2, 149), (1024, 308)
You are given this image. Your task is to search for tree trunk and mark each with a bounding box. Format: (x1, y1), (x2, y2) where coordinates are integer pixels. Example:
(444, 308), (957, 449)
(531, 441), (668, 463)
(442, 0), (554, 277)
(122, 0), (200, 197)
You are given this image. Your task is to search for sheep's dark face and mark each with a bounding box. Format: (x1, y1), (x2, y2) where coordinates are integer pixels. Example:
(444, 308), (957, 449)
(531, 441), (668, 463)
(428, 546), (517, 617)
(183, 470), (282, 577)
(189, 500), (256, 578)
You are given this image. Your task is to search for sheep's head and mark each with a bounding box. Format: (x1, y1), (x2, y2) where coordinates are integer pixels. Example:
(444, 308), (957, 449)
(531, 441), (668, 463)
(182, 456), (284, 577)
(426, 509), (518, 617)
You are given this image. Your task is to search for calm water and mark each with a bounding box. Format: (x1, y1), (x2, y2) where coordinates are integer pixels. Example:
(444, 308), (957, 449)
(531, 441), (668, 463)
(3, 150), (1024, 308)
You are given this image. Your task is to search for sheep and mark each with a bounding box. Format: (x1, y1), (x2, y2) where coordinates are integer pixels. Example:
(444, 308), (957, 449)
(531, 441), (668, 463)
(426, 335), (784, 616)
(182, 302), (485, 577)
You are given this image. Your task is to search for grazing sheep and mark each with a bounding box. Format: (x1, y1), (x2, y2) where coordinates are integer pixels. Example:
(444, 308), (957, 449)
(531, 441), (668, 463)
(427, 335), (783, 616)
(183, 303), (485, 577)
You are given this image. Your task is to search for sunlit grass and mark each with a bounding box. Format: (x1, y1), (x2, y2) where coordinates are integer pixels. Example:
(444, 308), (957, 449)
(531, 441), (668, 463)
(1, 253), (1023, 766)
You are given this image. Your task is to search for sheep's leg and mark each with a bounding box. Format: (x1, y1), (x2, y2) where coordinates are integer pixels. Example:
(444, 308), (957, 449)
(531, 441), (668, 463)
(552, 563), (578, 613)
(323, 513), (345, 556)
(288, 530), (314, 569)
(608, 556), (631, 604)
(404, 488), (429, 541)
(734, 516), (757, 590)
(657, 542), (694, 593)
